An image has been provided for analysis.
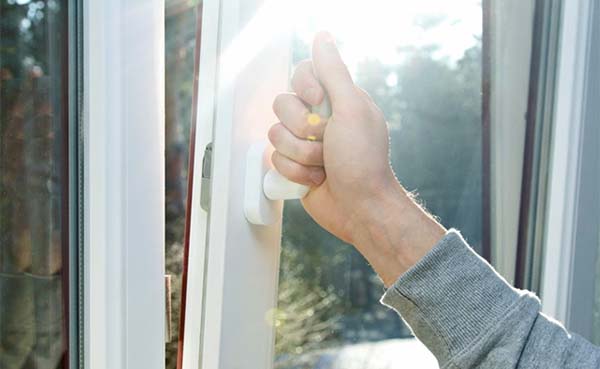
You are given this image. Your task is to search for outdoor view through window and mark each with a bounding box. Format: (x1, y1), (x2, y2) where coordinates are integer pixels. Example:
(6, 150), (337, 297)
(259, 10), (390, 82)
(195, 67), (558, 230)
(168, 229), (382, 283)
(275, 1), (483, 368)
(165, 1), (199, 368)
(1, 0), (69, 368)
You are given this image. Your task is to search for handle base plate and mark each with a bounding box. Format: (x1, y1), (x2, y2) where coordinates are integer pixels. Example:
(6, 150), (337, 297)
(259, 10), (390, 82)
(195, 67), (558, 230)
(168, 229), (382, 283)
(244, 141), (281, 225)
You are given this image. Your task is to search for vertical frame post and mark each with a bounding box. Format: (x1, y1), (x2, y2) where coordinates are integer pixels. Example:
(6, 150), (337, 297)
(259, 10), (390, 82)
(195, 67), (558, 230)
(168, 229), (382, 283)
(84, 0), (165, 368)
(196, 1), (293, 368)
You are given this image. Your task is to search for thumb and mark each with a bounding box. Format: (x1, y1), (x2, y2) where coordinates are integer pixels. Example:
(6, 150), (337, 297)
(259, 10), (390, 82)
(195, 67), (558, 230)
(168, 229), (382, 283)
(312, 31), (355, 105)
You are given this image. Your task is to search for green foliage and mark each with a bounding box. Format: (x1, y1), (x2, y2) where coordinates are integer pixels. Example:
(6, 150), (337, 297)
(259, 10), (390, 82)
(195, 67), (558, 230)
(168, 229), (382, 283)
(275, 242), (341, 357)
(355, 44), (483, 251)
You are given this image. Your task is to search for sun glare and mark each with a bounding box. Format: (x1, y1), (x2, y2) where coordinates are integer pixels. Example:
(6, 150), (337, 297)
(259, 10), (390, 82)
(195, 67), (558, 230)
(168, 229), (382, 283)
(220, 0), (481, 88)
(291, 0), (482, 71)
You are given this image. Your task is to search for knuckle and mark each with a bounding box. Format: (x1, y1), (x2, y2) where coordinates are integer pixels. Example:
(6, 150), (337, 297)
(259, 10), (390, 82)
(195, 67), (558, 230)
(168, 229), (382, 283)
(293, 60), (312, 75)
(271, 150), (280, 166)
(283, 164), (303, 182)
(293, 141), (321, 165)
(299, 143), (317, 164)
(298, 145), (313, 164)
(297, 122), (312, 139)
(294, 169), (313, 185)
(290, 166), (307, 182)
(309, 167), (325, 185)
(296, 105), (310, 121)
(272, 94), (283, 114)
(308, 144), (323, 164)
(272, 93), (290, 114)
(267, 124), (280, 145)
(299, 116), (321, 138)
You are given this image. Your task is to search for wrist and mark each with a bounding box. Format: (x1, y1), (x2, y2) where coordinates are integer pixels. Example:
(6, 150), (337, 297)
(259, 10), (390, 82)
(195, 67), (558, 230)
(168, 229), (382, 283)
(350, 178), (446, 287)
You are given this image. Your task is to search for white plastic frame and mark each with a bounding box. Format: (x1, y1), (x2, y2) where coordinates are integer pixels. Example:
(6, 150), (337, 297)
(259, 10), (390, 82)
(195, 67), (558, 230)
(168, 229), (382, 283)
(182, 0), (294, 368)
(488, 0), (535, 283)
(540, 0), (598, 331)
(84, 0), (165, 368)
(180, 0), (219, 366)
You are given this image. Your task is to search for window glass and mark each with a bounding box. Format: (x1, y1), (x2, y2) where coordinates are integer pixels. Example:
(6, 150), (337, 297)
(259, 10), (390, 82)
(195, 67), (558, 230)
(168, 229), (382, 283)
(165, 1), (201, 368)
(594, 238), (600, 344)
(276, 1), (483, 367)
(586, 12), (600, 345)
(0, 0), (70, 367)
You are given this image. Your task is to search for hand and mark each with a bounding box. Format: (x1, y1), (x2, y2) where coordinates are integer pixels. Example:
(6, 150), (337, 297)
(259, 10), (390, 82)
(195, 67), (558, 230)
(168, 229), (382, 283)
(270, 31), (393, 243)
(269, 32), (446, 285)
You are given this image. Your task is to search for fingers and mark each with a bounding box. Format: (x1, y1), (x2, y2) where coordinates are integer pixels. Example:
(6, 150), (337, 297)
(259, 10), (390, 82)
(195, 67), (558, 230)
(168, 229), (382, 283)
(291, 60), (325, 106)
(311, 31), (356, 104)
(268, 123), (323, 166)
(272, 93), (326, 141)
(271, 151), (326, 187)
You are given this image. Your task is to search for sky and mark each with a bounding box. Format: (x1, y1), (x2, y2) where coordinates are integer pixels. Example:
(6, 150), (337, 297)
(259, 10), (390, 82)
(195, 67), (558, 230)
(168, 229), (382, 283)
(291, 0), (482, 70)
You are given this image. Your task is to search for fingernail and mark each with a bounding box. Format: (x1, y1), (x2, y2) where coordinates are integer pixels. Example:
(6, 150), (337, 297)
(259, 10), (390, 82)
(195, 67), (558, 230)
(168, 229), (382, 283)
(310, 170), (325, 185)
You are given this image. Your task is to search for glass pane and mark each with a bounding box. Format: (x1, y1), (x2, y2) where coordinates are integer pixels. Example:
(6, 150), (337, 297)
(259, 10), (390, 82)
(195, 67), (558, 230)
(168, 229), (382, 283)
(164, 1), (201, 368)
(594, 235), (600, 344)
(276, 1), (483, 368)
(0, 0), (70, 368)
(584, 11), (600, 345)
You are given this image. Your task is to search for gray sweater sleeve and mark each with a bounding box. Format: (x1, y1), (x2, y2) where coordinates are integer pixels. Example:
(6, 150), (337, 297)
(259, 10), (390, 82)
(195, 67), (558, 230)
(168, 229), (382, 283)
(380, 229), (600, 369)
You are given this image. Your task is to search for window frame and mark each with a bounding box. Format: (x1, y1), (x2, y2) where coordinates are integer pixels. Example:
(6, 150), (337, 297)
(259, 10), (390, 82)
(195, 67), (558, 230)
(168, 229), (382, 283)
(514, 0), (563, 292)
(83, 0), (165, 367)
(179, 0), (218, 367)
(487, 0), (536, 284)
(540, 0), (600, 338)
(181, 0), (294, 368)
(67, 0), (84, 366)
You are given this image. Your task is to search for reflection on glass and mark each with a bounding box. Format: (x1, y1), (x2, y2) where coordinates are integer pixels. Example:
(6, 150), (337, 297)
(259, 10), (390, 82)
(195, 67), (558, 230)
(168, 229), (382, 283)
(165, 1), (201, 368)
(0, 0), (68, 368)
(276, 1), (482, 368)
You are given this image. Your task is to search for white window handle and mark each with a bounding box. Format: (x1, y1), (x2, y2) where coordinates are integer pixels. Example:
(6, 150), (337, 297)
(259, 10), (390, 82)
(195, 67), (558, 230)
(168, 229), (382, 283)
(245, 98), (331, 225)
(263, 168), (310, 200)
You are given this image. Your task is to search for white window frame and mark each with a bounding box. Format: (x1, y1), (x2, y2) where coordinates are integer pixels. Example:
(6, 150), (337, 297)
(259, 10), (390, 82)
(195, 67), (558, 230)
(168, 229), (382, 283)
(488, 0), (536, 283)
(179, 0), (218, 366)
(540, 0), (598, 334)
(84, 0), (165, 368)
(182, 0), (294, 368)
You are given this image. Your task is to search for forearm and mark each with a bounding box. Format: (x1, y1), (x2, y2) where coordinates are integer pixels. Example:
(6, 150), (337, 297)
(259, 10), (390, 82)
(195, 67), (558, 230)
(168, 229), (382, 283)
(350, 180), (600, 368)
(350, 180), (446, 286)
